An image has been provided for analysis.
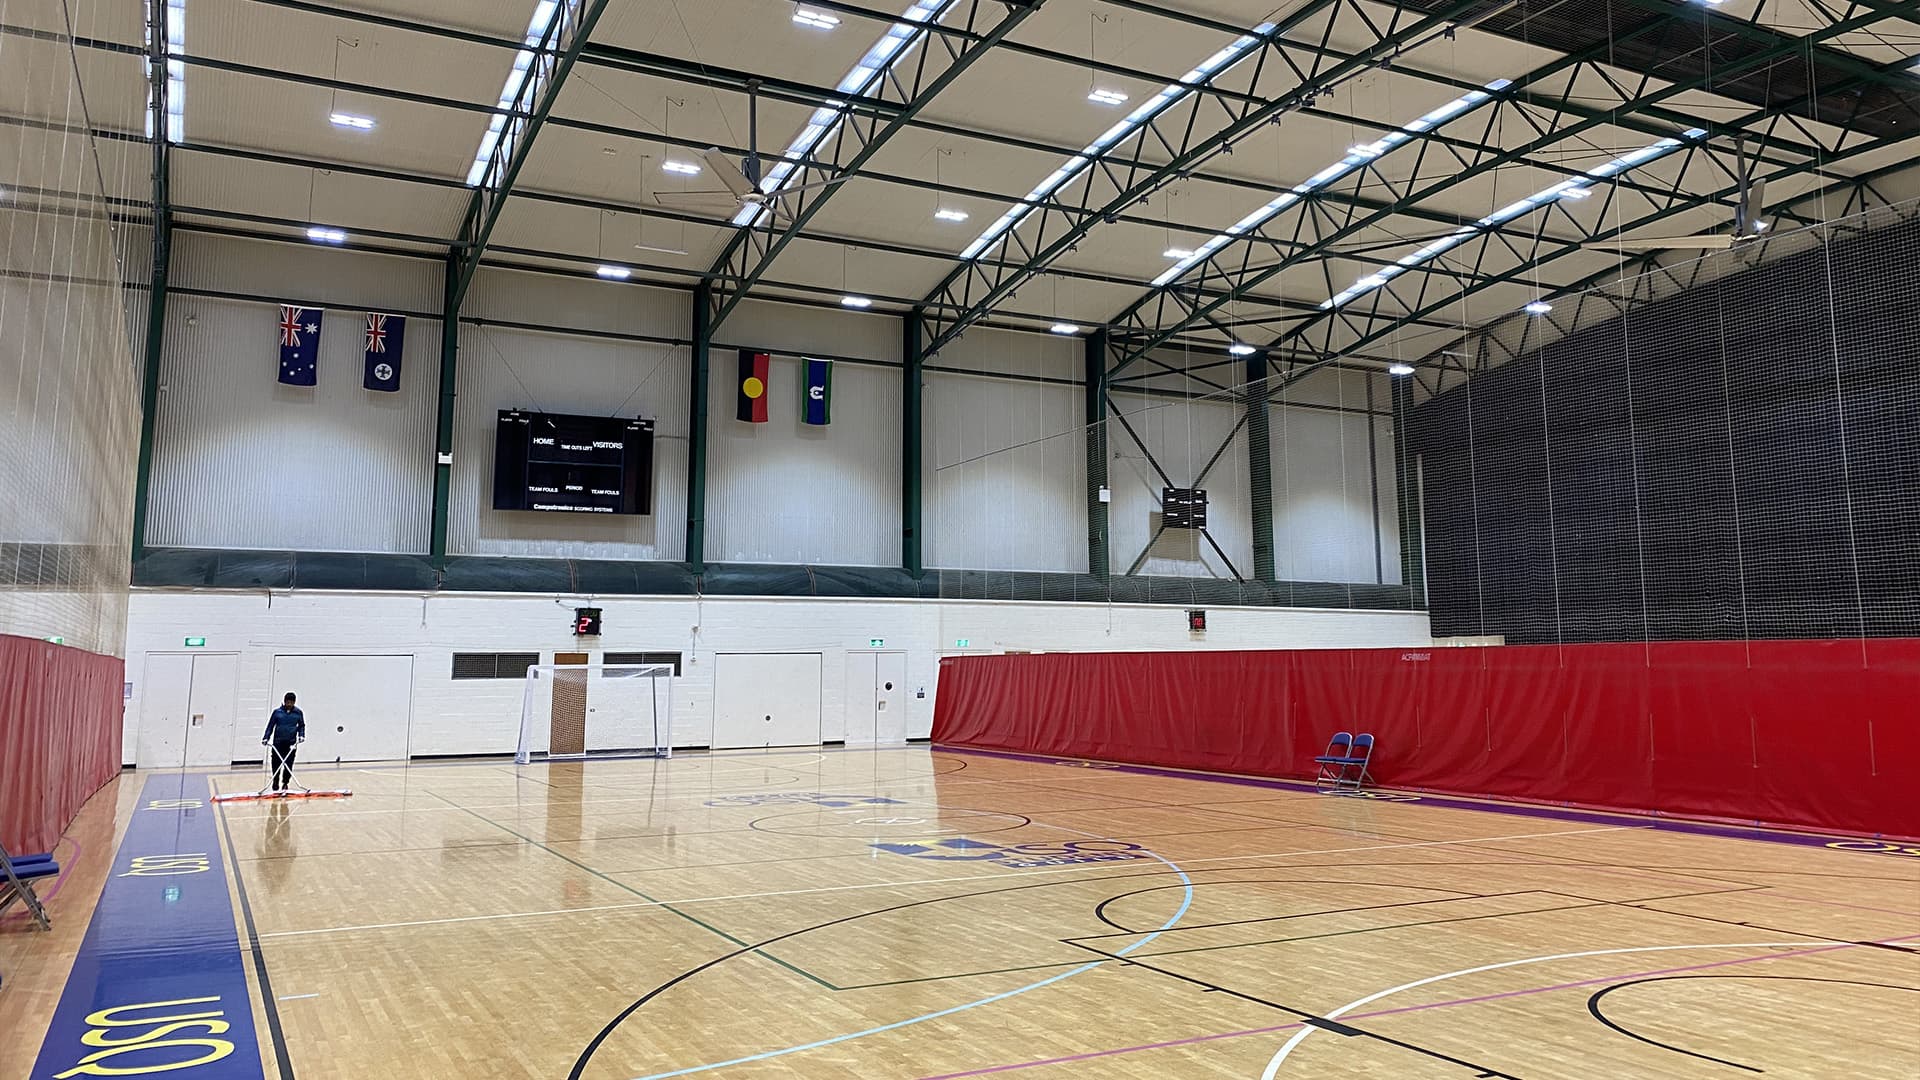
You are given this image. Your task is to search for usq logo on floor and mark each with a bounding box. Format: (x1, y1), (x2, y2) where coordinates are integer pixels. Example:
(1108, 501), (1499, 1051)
(871, 837), (1150, 868)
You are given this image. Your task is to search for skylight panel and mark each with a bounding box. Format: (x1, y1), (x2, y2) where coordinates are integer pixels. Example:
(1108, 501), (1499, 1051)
(146, 2), (187, 143)
(958, 21), (1281, 261)
(464, 1), (565, 187)
(1317, 129), (1706, 310)
(1151, 83), (1508, 288)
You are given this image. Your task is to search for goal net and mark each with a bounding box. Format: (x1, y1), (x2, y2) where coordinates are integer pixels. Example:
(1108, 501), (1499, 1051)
(515, 664), (673, 765)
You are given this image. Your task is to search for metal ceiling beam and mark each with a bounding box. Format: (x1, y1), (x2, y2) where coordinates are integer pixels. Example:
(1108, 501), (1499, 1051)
(1406, 152), (1920, 382)
(1106, 0), (1911, 371)
(20, 20), (1792, 313)
(449, 0), (612, 308)
(1261, 116), (1920, 389)
(213, 3), (1828, 215)
(913, 0), (1496, 357)
(703, 0), (1043, 331)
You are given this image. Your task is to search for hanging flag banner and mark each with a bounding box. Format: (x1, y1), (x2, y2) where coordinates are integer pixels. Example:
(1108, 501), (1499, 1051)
(802, 358), (832, 426)
(277, 304), (322, 386)
(363, 312), (406, 392)
(737, 350), (770, 423)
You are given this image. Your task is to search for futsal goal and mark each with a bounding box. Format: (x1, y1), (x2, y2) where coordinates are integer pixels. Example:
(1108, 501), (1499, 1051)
(514, 663), (673, 765)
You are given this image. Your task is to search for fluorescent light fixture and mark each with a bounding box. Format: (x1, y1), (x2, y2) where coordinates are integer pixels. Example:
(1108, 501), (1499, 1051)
(596, 265), (632, 280)
(737, 0), (954, 227)
(305, 227), (347, 244)
(1318, 127), (1705, 311)
(934, 208), (970, 222)
(661, 160), (702, 176)
(1152, 81), (1512, 289)
(962, 18), (1283, 261)
(1087, 88), (1130, 106)
(1228, 343), (1256, 356)
(792, 7), (841, 28)
(1752, 220), (1769, 231)
(841, 295), (873, 308)
(633, 242), (690, 256)
(329, 112), (376, 130)
(1388, 362), (1416, 376)
(465, 0), (566, 186)
(147, 1), (187, 143)
(1163, 247), (1196, 259)
(1050, 322), (1082, 334)
(1524, 300), (1553, 315)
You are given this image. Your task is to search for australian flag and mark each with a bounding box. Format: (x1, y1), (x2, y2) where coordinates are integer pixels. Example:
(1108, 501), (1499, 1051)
(277, 304), (322, 386)
(364, 313), (405, 392)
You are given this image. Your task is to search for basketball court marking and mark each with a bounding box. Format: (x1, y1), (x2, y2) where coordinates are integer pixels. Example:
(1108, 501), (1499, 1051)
(1256, 936), (1920, 1076)
(593, 847), (1199, 1080)
(911, 934), (1920, 1079)
(249, 822), (1640, 940)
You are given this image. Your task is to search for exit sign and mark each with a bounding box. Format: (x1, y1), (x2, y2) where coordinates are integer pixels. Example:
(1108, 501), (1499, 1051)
(45, 636), (65, 645)
(955, 638), (970, 648)
(184, 636), (207, 647)
(868, 638), (885, 648)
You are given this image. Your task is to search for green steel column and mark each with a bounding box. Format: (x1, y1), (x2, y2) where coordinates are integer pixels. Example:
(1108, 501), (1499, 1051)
(902, 311), (925, 579)
(686, 283), (712, 573)
(129, 210), (172, 563)
(1391, 373), (1426, 603)
(428, 251), (459, 568)
(1085, 331), (1109, 579)
(1245, 353), (1276, 582)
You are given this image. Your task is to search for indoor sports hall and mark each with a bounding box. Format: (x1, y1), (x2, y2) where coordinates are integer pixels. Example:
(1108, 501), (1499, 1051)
(1, 1), (1916, 1078)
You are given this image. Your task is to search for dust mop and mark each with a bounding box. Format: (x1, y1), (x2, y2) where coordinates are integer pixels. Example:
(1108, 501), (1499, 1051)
(212, 741), (353, 802)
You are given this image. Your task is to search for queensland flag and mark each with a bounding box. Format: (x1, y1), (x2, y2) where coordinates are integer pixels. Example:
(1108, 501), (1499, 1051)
(277, 304), (322, 386)
(802, 358), (831, 426)
(364, 313), (405, 392)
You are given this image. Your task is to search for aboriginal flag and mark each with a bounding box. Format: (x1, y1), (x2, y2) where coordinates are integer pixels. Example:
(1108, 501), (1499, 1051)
(737, 350), (769, 423)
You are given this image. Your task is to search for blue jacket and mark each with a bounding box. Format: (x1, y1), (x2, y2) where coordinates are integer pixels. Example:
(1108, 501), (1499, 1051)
(264, 706), (305, 743)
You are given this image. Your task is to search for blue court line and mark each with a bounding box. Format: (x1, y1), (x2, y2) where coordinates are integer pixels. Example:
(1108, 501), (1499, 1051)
(629, 851), (1196, 1080)
(31, 774), (265, 1079)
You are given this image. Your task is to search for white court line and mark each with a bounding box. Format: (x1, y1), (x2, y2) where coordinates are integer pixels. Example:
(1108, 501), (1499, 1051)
(276, 993), (320, 1001)
(254, 823), (1640, 940)
(1256, 940), (1838, 1078)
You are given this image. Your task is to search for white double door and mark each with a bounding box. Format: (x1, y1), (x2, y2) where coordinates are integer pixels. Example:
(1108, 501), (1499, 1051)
(136, 653), (240, 769)
(844, 651), (907, 743)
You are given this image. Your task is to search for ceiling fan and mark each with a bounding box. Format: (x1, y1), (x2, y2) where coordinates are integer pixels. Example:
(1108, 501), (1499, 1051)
(1584, 136), (1770, 252)
(652, 80), (847, 223)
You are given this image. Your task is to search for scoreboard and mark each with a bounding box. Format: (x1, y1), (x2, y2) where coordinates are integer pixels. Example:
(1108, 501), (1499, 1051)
(493, 410), (655, 515)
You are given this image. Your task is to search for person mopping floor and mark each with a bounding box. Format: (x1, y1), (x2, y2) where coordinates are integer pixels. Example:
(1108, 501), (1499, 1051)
(213, 691), (352, 803)
(263, 692), (305, 791)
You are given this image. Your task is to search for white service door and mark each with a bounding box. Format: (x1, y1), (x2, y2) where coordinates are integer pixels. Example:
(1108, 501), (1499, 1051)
(185, 653), (239, 767)
(271, 655), (415, 763)
(844, 652), (879, 743)
(712, 653), (823, 749)
(136, 654), (195, 768)
(873, 652), (907, 742)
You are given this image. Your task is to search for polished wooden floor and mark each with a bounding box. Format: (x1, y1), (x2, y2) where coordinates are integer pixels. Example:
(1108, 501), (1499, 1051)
(5, 747), (1918, 1079)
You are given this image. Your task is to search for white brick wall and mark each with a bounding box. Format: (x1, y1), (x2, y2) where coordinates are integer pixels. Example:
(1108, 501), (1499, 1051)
(122, 589), (1431, 764)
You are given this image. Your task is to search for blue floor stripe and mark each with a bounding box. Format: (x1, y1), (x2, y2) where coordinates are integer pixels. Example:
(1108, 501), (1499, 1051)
(31, 774), (264, 1079)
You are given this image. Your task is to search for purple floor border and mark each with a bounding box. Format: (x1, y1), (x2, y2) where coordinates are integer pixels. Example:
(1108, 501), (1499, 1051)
(934, 744), (1910, 855)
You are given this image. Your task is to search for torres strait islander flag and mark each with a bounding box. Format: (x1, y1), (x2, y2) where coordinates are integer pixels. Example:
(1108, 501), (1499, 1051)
(737, 350), (770, 423)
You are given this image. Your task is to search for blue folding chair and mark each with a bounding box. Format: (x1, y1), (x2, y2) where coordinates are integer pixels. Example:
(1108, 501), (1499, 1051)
(0, 841), (58, 930)
(1313, 732), (1376, 792)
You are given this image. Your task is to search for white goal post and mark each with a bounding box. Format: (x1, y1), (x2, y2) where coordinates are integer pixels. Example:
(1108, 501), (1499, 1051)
(514, 663), (673, 765)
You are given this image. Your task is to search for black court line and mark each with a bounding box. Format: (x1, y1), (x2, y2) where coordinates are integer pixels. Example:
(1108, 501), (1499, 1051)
(214, 790), (297, 1080)
(1088, 879), (1484, 934)
(1055, 936), (1526, 1078)
(1589, 976), (1920, 1074)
